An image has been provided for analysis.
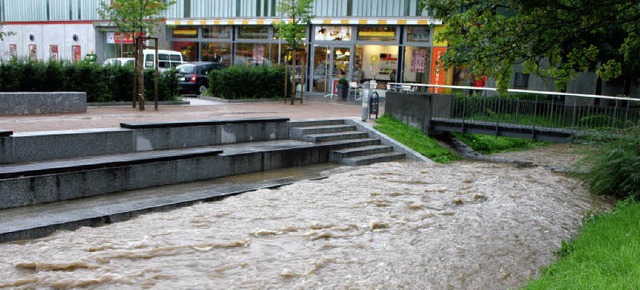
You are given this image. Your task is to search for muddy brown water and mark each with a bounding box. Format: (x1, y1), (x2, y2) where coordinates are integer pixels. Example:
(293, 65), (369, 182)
(0, 144), (612, 289)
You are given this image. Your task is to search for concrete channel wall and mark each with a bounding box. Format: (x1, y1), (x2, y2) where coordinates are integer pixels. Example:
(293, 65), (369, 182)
(0, 117), (306, 210)
(0, 92), (87, 115)
(1, 118), (290, 164)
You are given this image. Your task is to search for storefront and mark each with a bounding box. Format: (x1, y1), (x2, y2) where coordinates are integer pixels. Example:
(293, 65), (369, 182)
(166, 18), (446, 94)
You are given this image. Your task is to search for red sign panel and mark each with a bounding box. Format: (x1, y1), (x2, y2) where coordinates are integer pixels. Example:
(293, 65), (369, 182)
(429, 47), (448, 93)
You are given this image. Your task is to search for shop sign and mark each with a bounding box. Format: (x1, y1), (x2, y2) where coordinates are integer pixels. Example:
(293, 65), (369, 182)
(107, 32), (144, 44)
(429, 47), (450, 93)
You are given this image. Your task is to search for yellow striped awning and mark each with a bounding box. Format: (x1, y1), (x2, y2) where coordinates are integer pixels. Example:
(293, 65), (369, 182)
(165, 17), (442, 26)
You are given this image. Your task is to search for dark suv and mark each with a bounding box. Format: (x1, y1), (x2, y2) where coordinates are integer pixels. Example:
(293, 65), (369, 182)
(176, 62), (225, 95)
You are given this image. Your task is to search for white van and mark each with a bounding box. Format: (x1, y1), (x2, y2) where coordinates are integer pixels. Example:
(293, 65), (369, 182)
(143, 49), (184, 71)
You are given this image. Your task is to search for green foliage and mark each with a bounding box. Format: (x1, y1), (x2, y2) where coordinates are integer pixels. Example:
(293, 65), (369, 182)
(274, 0), (314, 48)
(0, 59), (179, 102)
(577, 126), (640, 200)
(523, 200), (640, 289)
(453, 133), (548, 155)
(374, 115), (459, 163)
(338, 78), (348, 85)
(208, 65), (285, 100)
(98, 0), (176, 36)
(423, 0), (640, 94)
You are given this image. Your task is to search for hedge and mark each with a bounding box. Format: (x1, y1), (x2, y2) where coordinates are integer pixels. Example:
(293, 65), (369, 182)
(208, 65), (286, 99)
(0, 59), (179, 103)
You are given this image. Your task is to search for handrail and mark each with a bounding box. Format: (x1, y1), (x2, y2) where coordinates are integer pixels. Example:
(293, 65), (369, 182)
(387, 83), (639, 102)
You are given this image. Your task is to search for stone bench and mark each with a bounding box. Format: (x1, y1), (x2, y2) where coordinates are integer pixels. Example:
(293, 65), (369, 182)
(0, 92), (87, 115)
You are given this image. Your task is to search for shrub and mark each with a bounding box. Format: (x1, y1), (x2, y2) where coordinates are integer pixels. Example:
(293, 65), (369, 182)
(453, 133), (548, 154)
(209, 65), (285, 99)
(577, 126), (640, 200)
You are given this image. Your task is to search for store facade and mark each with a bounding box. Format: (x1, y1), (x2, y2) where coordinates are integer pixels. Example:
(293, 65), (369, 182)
(166, 17), (446, 94)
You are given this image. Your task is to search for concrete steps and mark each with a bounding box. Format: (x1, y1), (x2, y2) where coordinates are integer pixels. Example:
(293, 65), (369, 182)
(291, 119), (405, 165)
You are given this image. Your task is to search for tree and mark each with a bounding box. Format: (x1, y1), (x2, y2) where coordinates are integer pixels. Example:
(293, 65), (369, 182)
(275, 0), (314, 104)
(423, 0), (640, 94)
(98, 0), (176, 110)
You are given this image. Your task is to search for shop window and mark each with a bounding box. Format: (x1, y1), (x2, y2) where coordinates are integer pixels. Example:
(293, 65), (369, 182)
(203, 26), (231, 39)
(238, 26), (270, 39)
(172, 26), (198, 38)
(357, 26), (397, 42)
(235, 43), (272, 66)
(201, 42), (231, 63)
(407, 26), (430, 42)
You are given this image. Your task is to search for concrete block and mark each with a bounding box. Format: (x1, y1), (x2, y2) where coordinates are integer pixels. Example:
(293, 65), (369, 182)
(0, 92), (86, 115)
(0, 137), (15, 164)
(11, 129), (134, 163)
(175, 156), (227, 183)
(0, 176), (57, 210)
(219, 122), (289, 144)
(133, 126), (217, 151)
(127, 161), (177, 189)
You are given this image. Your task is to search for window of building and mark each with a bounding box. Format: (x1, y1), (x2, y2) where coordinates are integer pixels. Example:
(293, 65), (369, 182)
(406, 26), (431, 43)
(238, 26), (270, 40)
(235, 43), (273, 66)
(201, 42), (231, 63)
(356, 26), (397, 42)
(514, 73), (530, 89)
(202, 26), (232, 39)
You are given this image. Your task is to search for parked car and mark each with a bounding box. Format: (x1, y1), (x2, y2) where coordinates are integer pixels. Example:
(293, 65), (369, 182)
(143, 49), (184, 71)
(103, 57), (135, 66)
(176, 62), (226, 95)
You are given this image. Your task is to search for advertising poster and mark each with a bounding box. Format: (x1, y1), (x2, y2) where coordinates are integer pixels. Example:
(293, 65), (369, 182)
(28, 44), (37, 61)
(252, 44), (265, 64)
(315, 26), (351, 41)
(50, 45), (59, 61)
(72, 45), (82, 62)
(411, 49), (427, 73)
(9, 44), (17, 58)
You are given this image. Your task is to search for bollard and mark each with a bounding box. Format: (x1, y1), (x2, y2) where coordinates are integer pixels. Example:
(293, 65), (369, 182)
(361, 81), (370, 121)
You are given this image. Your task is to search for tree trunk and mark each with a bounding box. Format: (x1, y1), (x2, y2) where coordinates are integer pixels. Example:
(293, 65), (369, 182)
(284, 64), (289, 103)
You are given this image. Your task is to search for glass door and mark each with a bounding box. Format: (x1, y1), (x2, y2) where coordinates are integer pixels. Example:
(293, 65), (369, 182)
(311, 46), (351, 94)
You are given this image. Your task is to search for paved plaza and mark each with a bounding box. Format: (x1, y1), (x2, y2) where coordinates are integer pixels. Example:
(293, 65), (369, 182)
(0, 96), (373, 133)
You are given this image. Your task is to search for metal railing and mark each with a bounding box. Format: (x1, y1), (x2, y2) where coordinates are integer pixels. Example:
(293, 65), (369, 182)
(387, 83), (640, 133)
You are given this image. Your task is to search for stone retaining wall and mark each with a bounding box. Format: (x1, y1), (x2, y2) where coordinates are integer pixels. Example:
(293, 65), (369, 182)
(0, 92), (87, 115)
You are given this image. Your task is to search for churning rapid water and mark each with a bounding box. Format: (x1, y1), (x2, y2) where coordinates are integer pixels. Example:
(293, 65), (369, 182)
(0, 157), (609, 289)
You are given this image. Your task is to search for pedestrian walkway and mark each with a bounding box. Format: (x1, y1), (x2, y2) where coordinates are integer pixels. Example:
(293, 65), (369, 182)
(0, 94), (377, 133)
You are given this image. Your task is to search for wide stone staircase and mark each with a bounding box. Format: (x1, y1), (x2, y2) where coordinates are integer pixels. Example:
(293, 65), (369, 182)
(290, 119), (405, 165)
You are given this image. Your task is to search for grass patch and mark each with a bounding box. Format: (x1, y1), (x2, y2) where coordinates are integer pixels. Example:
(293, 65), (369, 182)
(453, 133), (549, 155)
(522, 200), (640, 289)
(374, 115), (459, 163)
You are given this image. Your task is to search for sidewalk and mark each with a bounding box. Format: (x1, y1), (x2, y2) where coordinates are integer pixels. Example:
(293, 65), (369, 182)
(0, 95), (378, 133)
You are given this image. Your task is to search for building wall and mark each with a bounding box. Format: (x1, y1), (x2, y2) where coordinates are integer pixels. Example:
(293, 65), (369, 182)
(1, 23), (95, 62)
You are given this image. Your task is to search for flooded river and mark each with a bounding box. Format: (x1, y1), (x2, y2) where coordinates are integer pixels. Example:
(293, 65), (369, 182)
(0, 146), (610, 289)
